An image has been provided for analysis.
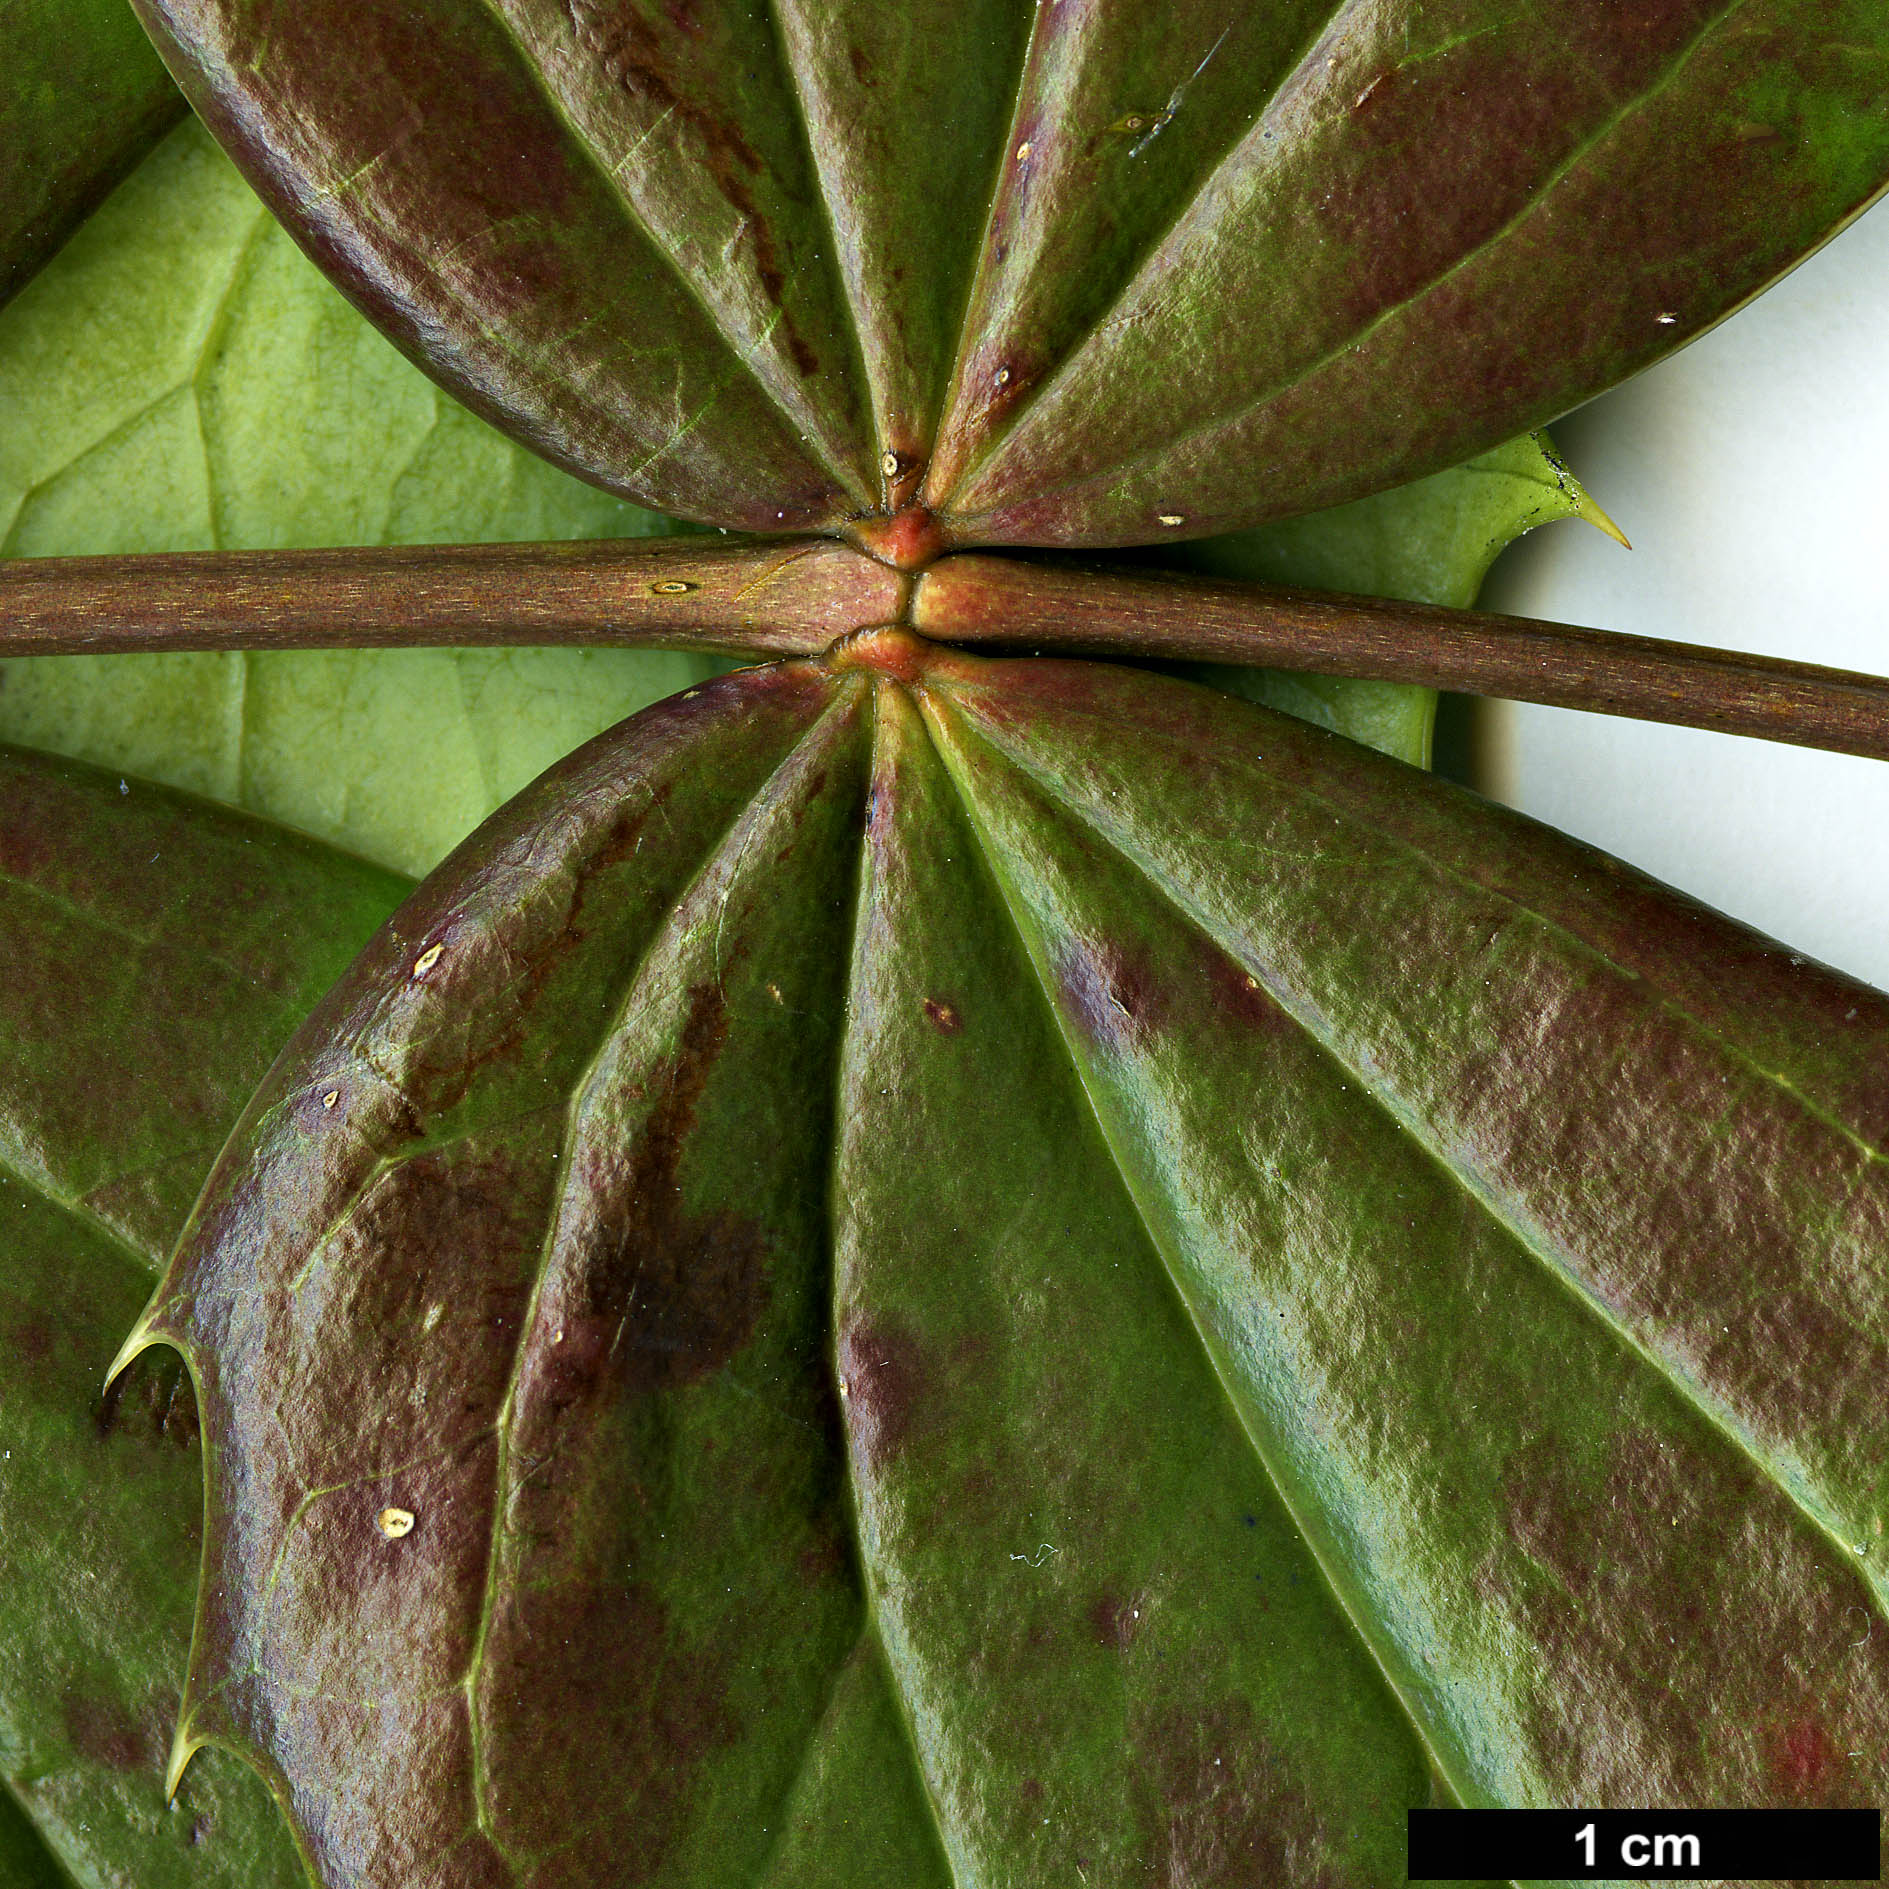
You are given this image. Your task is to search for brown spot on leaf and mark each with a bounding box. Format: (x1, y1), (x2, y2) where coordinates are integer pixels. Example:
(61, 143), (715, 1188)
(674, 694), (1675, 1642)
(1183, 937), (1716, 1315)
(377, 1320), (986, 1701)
(1088, 1589), (1145, 1651)
(838, 1317), (930, 1472)
(552, 980), (770, 1406)
(1134, 1700), (1335, 1886)
(1056, 937), (1168, 1050)
(1773, 1718), (1840, 1796)
(13, 1315), (52, 1365)
(63, 1694), (157, 1773)
(1203, 941), (1285, 1033)
(481, 1575), (735, 1870)
(923, 996), (962, 1035)
(1492, 1426), (1889, 1806)
(797, 1532), (847, 1586)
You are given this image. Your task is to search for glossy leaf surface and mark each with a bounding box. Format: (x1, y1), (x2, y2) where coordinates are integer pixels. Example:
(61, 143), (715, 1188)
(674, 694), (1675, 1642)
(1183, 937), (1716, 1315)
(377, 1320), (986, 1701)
(0, 0), (182, 308)
(135, 0), (1889, 542)
(0, 119), (716, 876)
(134, 648), (1889, 1886)
(0, 746), (410, 1884)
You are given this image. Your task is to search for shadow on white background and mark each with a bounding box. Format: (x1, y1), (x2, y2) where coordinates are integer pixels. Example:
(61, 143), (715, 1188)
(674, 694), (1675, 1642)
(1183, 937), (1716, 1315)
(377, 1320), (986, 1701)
(1479, 195), (1889, 991)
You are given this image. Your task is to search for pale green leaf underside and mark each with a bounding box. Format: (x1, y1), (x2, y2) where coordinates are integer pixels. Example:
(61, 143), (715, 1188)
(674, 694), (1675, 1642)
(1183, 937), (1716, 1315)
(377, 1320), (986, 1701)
(1180, 429), (1616, 765)
(0, 118), (1614, 852)
(0, 119), (718, 876)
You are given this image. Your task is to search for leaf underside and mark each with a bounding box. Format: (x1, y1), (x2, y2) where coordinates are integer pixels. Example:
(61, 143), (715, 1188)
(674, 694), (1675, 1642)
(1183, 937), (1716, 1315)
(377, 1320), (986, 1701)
(136, 653), (1889, 1887)
(0, 747), (409, 1886)
(0, 118), (719, 878)
(134, 0), (1889, 543)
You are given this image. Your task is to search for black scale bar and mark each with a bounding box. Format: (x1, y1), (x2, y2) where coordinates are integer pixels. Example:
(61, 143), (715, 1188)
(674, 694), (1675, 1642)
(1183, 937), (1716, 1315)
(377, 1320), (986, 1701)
(1408, 1808), (1880, 1880)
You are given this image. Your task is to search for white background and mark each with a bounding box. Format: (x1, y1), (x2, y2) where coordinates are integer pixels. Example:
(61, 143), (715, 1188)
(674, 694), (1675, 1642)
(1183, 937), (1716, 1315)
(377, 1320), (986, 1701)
(1479, 196), (1889, 991)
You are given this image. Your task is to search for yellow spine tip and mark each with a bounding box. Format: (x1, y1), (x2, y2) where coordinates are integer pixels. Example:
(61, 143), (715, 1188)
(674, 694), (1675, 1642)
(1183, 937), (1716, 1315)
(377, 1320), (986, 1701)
(103, 1321), (158, 1396)
(1575, 487), (1632, 550)
(165, 1723), (201, 1801)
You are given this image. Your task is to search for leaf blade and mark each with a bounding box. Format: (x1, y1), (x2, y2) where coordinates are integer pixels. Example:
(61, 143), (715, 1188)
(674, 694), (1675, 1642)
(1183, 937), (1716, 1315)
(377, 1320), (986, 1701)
(130, 0), (1889, 542)
(138, 648), (1889, 1878)
(133, 0), (872, 527)
(0, 746), (411, 1888)
(0, 0), (183, 309)
(938, 0), (1889, 543)
(0, 119), (720, 876)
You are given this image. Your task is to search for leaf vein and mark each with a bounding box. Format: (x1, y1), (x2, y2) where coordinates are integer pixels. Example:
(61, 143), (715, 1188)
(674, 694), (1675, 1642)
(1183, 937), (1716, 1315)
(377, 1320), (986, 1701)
(973, 0), (1751, 513)
(918, 690), (1473, 1821)
(961, 695), (1889, 1624)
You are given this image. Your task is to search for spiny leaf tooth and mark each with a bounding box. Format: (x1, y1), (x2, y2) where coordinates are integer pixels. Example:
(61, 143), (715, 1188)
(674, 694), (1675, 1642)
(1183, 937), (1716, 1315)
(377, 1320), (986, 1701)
(103, 1306), (172, 1395)
(163, 1720), (203, 1802)
(1533, 430), (1632, 549)
(1572, 481), (1632, 550)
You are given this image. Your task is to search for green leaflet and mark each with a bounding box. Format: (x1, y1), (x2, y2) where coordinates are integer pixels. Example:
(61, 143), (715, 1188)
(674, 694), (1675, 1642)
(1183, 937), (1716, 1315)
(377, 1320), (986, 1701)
(0, 0), (182, 309)
(1174, 430), (1619, 764)
(0, 746), (410, 1886)
(130, 646), (1889, 1887)
(135, 0), (1889, 541)
(0, 119), (718, 877)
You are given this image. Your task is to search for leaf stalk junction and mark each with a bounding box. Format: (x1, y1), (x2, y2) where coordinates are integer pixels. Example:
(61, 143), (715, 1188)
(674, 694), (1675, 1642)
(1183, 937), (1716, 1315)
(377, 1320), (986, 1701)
(3, 526), (1886, 761)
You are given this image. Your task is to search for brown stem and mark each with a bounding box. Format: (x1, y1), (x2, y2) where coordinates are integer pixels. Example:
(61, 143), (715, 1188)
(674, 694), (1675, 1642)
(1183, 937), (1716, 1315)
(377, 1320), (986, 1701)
(913, 555), (1889, 762)
(0, 536), (902, 658)
(7, 537), (1888, 765)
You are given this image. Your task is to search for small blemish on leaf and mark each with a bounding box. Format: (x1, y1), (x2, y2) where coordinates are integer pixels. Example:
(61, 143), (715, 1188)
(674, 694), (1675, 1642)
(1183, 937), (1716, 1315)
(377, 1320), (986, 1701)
(1015, 140), (1032, 161)
(1158, 513), (1184, 526)
(412, 942), (444, 977)
(376, 1506), (415, 1539)
(320, 1089), (340, 1110)
(923, 996), (962, 1034)
(880, 450), (900, 479)
(648, 579), (697, 595)
(1089, 1590), (1146, 1650)
(994, 365), (1011, 387)
(1656, 311), (1678, 324)
(766, 981), (784, 1003)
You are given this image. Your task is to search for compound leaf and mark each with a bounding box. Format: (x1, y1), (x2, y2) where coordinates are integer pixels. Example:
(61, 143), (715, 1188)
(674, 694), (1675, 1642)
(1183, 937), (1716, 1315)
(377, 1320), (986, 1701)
(0, 745), (410, 1886)
(130, 649), (1889, 1886)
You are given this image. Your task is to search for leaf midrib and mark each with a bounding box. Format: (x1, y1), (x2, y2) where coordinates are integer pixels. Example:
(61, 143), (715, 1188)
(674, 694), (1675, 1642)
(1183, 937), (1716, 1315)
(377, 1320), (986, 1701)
(952, 0), (1752, 517)
(953, 688), (1889, 1628)
(915, 686), (1476, 1839)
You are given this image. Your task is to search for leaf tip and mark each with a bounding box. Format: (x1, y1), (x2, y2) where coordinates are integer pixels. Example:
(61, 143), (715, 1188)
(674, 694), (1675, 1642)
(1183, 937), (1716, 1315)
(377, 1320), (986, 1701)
(1530, 430), (1631, 549)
